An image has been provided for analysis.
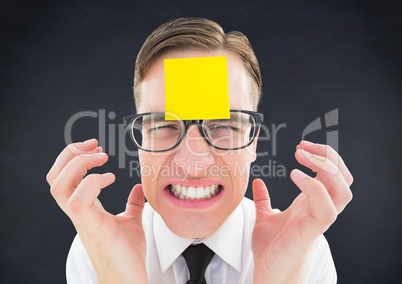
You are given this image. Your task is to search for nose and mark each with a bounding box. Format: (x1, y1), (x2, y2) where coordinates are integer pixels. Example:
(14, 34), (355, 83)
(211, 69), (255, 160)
(172, 125), (215, 177)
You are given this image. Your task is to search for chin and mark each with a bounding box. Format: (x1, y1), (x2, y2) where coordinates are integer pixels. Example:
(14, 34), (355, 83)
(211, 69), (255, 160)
(163, 210), (225, 239)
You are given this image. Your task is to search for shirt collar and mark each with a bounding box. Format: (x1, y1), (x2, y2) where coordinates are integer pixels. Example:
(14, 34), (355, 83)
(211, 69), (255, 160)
(153, 203), (244, 273)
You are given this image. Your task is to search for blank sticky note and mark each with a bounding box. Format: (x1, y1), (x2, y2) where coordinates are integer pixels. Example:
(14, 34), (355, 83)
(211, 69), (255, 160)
(164, 56), (230, 120)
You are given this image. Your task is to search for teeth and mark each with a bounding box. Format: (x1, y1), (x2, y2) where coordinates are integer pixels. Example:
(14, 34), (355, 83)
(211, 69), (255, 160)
(188, 187), (196, 199)
(169, 184), (221, 200)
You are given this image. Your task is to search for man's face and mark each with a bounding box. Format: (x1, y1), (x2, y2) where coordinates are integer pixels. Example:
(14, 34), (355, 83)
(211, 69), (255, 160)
(137, 49), (258, 238)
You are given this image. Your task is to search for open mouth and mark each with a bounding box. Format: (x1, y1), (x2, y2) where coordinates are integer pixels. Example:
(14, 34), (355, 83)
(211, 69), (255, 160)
(168, 184), (223, 200)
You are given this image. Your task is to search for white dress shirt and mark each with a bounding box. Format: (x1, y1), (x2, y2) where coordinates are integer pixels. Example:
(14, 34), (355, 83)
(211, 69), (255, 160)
(66, 197), (337, 283)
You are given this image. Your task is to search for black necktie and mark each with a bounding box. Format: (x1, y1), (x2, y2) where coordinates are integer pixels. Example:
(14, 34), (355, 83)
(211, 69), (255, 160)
(182, 243), (215, 284)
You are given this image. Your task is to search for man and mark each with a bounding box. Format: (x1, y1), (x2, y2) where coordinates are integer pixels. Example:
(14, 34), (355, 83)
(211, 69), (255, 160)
(47, 17), (353, 283)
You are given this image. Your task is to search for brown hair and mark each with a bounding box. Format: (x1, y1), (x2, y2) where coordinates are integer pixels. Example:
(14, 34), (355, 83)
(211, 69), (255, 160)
(133, 17), (262, 110)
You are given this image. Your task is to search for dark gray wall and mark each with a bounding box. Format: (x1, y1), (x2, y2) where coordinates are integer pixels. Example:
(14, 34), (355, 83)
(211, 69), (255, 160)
(1, 0), (401, 283)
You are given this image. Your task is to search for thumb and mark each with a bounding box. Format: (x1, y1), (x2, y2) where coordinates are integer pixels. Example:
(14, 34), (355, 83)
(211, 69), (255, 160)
(124, 184), (145, 218)
(252, 178), (274, 219)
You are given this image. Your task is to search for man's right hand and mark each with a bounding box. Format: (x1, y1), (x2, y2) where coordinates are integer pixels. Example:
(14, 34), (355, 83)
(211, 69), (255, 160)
(46, 139), (148, 284)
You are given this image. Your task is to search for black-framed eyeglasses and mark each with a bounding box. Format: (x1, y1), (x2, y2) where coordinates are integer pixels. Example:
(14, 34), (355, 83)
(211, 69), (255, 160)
(123, 110), (264, 152)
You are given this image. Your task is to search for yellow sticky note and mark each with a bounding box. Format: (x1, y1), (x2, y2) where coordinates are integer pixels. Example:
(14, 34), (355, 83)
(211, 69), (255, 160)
(164, 56), (230, 120)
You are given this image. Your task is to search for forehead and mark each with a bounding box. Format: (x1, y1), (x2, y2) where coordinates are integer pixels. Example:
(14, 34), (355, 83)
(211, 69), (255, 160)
(138, 50), (253, 113)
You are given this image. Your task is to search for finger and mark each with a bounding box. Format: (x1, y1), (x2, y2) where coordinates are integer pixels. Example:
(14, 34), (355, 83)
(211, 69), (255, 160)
(252, 178), (274, 219)
(69, 173), (115, 208)
(295, 149), (352, 213)
(47, 139), (102, 185)
(298, 140), (353, 186)
(124, 184), (145, 219)
(290, 169), (337, 240)
(296, 149), (339, 175)
(67, 173), (115, 227)
(50, 153), (109, 209)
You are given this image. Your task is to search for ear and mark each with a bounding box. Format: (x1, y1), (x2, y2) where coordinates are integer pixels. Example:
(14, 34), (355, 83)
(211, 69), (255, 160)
(249, 129), (260, 162)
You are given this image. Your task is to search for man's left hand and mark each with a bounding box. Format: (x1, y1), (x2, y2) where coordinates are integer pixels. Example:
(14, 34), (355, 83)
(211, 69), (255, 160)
(251, 140), (353, 284)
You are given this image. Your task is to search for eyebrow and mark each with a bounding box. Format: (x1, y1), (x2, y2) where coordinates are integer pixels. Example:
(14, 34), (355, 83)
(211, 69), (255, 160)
(207, 114), (249, 125)
(142, 113), (181, 126)
(141, 112), (250, 126)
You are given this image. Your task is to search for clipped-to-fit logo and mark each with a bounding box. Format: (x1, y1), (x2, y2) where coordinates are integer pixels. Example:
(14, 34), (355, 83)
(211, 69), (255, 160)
(62, 108), (341, 177)
(302, 108), (339, 152)
(301, 108), (339, 174)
